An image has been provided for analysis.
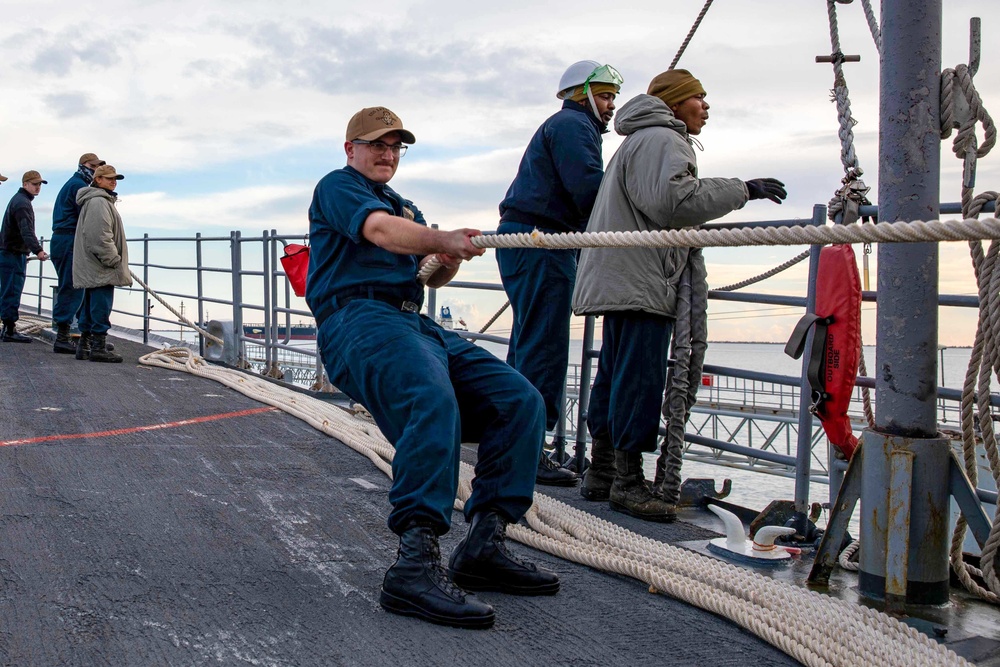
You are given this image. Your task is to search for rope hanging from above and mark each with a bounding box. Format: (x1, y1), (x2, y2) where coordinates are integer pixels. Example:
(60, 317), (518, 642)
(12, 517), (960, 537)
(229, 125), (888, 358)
(668, 0), (716, 70)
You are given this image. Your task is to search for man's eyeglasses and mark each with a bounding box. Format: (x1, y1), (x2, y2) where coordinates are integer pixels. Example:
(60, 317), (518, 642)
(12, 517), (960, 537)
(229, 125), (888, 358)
(352, 140), (408, 157)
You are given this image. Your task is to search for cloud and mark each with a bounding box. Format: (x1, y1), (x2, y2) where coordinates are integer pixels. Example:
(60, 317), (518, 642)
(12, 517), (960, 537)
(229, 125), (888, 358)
(120, 184), (313, 234)
(44, 92), (94, 119)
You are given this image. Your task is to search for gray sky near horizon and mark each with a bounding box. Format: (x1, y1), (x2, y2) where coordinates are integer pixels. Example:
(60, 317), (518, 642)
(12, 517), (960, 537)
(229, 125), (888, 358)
(0, 0), (996, 344)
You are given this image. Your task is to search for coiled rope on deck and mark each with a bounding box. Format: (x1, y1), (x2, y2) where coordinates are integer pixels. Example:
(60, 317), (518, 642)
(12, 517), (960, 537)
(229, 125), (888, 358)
(138, 346), (971, 667)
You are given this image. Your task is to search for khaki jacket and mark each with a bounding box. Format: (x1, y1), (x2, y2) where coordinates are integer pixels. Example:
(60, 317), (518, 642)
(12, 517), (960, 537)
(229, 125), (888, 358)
(73, 187), (132, 289)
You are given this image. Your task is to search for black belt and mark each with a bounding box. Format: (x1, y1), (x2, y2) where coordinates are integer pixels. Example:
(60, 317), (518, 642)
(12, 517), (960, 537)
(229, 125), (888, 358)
(339, 293), (420, 312)
(314, 291), (421, 328)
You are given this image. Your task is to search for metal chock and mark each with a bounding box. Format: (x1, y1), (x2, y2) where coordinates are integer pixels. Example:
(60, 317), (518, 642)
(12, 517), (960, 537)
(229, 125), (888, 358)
(678, 478), (732, 508)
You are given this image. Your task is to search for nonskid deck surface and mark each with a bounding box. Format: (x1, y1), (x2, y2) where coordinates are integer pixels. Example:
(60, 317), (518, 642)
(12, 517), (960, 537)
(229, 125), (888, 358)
(0, 334), (799, 667)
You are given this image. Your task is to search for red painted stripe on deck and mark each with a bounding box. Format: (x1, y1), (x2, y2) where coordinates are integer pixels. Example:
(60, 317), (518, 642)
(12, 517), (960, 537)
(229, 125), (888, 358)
(0, 406), (278, 447)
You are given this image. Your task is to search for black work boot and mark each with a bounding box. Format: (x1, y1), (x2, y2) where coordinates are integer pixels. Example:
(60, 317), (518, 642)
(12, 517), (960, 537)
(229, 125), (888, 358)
(379, 526), (495, 629)
(89, 334), (123, 363)
(53, 323), (76, 354)
(535, 451), (578, 487)
(1, 320), (31, 343)
(75, 332), (92, 360)
(449, 511), (560, 595)
(609, 450), (677, 523)
(580, 436), (615, 501)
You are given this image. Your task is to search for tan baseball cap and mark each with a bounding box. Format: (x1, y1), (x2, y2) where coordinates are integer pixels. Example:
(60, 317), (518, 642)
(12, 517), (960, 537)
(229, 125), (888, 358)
(0, 173), (7, 182)
(22, 170), (47, 184)
(79, 152), (106, 166)
(346, 107), (416, 144)
(94, 164), (124, 180)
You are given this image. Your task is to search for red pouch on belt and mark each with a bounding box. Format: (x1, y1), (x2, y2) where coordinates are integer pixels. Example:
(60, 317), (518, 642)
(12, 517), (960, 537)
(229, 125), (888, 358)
(280, 244), (309, 297)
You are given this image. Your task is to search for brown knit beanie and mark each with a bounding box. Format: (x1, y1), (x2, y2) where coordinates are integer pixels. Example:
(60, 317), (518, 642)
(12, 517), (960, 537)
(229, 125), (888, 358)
(647, 69), (705, 108)
(567, 82), (619, 103)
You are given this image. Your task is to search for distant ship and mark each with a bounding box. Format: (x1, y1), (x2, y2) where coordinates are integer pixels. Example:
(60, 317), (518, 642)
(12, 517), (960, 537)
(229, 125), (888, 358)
(437, 306), (468, 331)
(243, 322), (317, 340)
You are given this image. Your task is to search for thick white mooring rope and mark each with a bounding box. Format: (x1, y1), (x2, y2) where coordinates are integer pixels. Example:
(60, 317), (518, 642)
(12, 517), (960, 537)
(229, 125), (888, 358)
(416, 218), (1000, 285)
(138, 347), (970, 667)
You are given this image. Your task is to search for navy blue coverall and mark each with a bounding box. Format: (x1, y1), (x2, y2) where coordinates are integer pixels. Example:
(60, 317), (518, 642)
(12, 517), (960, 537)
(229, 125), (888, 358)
(0, 188), (43, 323)
(306, 165), (545, 536)
(51, 170), (92, 331)
(496, 101), (606, 429)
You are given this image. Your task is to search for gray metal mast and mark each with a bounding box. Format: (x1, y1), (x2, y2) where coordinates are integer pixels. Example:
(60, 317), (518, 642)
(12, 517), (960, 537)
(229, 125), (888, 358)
(859, 0), (949, 604)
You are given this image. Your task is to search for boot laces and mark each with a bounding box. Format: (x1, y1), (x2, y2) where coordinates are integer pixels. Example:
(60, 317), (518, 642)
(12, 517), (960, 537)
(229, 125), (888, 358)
(424, 536), (467, 600)
(493, 518), (535, 571)
(540, 455), (561, 471)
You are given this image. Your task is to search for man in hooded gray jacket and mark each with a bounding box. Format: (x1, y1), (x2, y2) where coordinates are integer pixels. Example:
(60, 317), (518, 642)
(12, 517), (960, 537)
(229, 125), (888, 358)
(572, 69), (787, 522)
(73, 164), (131, 363)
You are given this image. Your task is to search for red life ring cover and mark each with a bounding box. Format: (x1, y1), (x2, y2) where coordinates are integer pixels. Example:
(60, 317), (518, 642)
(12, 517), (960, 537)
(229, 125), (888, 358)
(814, 244), (862, 459)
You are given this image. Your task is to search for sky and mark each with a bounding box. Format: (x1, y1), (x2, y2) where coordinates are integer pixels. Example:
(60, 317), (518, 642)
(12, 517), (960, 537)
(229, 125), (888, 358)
(0, 0), (997, 346)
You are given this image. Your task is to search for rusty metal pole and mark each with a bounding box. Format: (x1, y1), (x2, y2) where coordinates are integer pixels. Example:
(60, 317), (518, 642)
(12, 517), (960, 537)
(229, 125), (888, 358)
(859, 0), (950, 605)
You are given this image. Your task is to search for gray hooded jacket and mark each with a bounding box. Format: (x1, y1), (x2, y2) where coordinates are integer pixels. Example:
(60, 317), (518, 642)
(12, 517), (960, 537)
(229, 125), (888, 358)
(73, 186), (133, 289)
(572, 94), (748, 317)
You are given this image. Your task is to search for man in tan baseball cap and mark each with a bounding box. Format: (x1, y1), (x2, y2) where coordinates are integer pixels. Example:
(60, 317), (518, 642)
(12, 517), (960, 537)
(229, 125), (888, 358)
(0, 173), (8, 183)
(22, 170), (47, 185)
(78, 153), (106, 168)
(51, 152), (109, 353)
(305, 107), (556, 629)
(345, 106), (416, 144)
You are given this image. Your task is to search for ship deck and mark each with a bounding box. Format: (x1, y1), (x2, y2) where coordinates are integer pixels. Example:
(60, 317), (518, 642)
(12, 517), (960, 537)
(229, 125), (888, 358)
(0, 331), (996, 666)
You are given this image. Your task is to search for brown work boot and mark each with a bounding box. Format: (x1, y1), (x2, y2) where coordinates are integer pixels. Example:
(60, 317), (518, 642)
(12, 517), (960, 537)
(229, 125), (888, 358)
(609, 450), (677, 522)
(89, 334), (123, 363)
(75, 332), (92, 360)
(53, 322), (76, 354)
(580, 435), (615, 501)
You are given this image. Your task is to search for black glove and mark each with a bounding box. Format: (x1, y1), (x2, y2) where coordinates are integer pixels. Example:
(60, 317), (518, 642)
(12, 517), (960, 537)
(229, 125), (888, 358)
(745, 178), (787, 204)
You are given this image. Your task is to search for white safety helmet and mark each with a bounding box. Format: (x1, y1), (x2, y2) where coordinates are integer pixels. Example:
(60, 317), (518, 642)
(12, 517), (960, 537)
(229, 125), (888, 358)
(556, 60), (623, 125)
(557, 60), (603, 99)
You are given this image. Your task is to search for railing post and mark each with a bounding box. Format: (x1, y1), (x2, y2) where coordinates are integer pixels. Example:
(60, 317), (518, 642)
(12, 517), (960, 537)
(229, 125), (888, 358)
(143, 233), (150, 344)
(36, 236), (45, 316)
(261, 230), (273, 372)
(231, 231), (245, 365)
(196, 233), (205, 357)
(426, 224), (438, 322)
(791, 204), (825, 535)
(574, 315), (597, 472)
